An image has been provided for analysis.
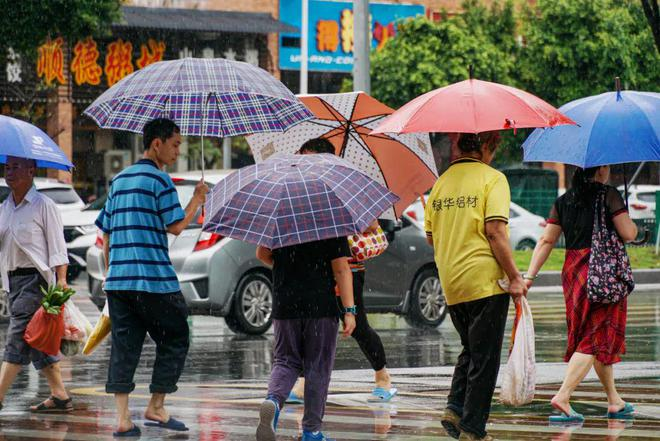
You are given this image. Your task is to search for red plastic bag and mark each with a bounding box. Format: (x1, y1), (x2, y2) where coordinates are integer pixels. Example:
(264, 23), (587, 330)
(24, 306), (66, 356)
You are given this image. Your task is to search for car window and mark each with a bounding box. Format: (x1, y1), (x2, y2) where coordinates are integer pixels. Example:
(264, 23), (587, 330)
(0, 186), (9, 203)
(638, 192), (657, 203)
(84, 194), (108, 211)
(38, 188), (82, 204)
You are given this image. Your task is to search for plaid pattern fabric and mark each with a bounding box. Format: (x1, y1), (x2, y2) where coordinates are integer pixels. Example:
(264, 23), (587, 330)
(84, 58), (312, 137)
(562, 248), (627, 365)
(203, 153), (399, 249)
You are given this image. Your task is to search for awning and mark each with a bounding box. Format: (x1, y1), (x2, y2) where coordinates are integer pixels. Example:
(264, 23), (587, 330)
(115, 6), (298, 35)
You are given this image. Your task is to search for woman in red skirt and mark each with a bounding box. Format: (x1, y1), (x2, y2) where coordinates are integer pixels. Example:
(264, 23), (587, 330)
(524, 165), (638, 423)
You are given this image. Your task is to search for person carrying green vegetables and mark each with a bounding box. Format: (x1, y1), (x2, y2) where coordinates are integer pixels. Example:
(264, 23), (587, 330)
(0, 156), (72, 413)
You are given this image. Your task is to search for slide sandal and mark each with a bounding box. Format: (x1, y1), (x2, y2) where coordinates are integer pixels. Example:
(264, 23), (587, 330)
(607, 403), (634, 419)
(144, 417), (189, 431)
(113, 425), (141, 437)
(368, 387), (398, 403)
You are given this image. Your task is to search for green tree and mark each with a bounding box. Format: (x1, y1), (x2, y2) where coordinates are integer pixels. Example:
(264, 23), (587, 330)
(519, 0), (660, 107)
(640, 0), (660, 53)
(0, 0), (121, 59)
(368, 2), (518, 109)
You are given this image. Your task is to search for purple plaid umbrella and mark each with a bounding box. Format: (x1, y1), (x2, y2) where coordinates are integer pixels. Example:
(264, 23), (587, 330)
(203, 153), (399, 249)
(83, 58), (313, 175)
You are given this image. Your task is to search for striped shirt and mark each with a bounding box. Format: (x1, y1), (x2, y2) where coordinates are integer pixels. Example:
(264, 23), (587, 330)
(95, 159), (186, 293)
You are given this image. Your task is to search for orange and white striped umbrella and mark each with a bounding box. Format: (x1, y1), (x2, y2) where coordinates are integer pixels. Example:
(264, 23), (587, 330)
(247, 92), (438, 219)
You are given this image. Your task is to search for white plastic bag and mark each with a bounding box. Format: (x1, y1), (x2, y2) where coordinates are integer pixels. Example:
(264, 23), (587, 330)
(60, 300), (94, 357)
(500, 296), (536, 406)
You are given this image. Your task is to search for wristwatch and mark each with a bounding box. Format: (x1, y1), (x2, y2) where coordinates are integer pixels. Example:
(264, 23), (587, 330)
(522, 273), (537, 281)
(343, 305), (358, 315)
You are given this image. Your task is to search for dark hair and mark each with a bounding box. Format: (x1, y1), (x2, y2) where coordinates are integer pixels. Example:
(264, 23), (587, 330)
(298, 138), (335, 154)
(143, 118), (181, 151)
(571, 166), (599, 194)
(457, 132), (500, 156)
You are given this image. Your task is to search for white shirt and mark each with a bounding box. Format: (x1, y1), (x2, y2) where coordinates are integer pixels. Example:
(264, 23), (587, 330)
(0, 186), (68, 291)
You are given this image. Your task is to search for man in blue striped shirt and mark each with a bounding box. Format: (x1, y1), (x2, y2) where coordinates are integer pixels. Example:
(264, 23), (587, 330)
(96, 118), (207, 437)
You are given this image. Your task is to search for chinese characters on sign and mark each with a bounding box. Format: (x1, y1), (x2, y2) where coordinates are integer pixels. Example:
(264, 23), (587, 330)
(340, 9), (354, 53)
(136, 39), (166, 69)
(71, 37), (102, 86)
(6, 48), (22, 83)
(37, 38), (65, 85)
(105, 39), (134, 86)
(431, 196), (479, 211)
(316, 20), (339, 52)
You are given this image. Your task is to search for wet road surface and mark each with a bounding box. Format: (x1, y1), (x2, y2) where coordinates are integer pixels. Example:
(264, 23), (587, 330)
(0, 277), (659, 440)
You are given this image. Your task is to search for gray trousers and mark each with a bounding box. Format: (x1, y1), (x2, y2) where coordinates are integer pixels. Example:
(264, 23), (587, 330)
(3, 274), (59, 369)
(267, 317), (339, 432)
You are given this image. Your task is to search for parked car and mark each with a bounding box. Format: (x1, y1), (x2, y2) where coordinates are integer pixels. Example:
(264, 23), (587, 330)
(86, 170), (443, 334)
(0, 178), (85, 211)
(405, 197), (546, 250)
(618, 185), (658, 220)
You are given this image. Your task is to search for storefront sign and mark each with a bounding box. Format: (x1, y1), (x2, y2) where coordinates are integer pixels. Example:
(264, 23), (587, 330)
(279, 0), (424, 72)
(37, 38), (65, 85)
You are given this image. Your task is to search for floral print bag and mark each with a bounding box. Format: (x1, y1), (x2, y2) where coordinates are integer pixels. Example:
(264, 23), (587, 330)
(586, 188), (635, 303)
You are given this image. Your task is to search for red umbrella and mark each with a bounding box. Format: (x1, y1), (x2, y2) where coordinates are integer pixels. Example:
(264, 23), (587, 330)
(372, 79), (575, 135)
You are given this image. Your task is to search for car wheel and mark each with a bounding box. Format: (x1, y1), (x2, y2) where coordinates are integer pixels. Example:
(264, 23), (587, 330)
(0, 290), (9, 324)
(516, 239), (537, 251)
(405, 267), (446, 328)
(226, 272), (273, 335)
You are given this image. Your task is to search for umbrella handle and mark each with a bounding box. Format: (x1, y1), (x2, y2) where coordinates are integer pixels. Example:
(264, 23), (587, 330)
(419, 193), (426, 209)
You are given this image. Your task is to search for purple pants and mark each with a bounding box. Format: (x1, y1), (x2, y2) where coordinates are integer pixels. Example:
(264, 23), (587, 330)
(267, 317), (339, 432)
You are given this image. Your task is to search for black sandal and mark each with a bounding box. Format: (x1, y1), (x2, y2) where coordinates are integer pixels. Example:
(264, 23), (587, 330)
(30, 396), (73, 413)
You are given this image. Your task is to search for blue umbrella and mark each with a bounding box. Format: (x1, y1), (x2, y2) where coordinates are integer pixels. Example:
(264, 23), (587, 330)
(0, 115), (73, 171)
(523, 87), (660, 168)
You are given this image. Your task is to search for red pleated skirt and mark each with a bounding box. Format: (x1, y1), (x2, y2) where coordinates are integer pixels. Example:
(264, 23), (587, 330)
(561, 248), (627, 365)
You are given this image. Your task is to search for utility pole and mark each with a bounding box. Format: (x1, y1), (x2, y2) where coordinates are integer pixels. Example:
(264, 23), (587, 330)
(353, 0), (370, 93)
(300, 0), (309, 94)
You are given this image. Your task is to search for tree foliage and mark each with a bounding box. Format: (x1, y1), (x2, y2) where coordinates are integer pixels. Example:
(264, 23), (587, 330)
(519, 0), (660, 107)
(369, 0), (518, 108)
(0, 0), (121, 59)
(640, 0), (660, 53)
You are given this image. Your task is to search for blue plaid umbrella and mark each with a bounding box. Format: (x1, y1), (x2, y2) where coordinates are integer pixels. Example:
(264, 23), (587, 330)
(84, 58), (312, 137)
(203, 153), (399, 249)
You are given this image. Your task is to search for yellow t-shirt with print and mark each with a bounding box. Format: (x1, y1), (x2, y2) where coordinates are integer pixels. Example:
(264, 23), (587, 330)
(424, 158), (510, 306)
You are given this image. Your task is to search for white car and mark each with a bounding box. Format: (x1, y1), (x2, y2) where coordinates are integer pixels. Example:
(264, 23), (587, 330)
(405, 198), (546, 250)
(0, 177), (85, 212)
(618, 185), (658, 220)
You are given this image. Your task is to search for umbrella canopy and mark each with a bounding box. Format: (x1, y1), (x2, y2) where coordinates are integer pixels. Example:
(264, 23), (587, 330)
(372, 79), (575, 135)
(247, 92), (438, 219)
(523, 90), (660, 168)
(202, 153), (399, 249)
(0, 115), (73, 171)
(83, 57), (312, 137)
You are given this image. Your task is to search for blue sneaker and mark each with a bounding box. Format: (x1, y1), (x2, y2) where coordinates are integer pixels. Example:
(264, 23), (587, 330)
(301, 430), (336, 441)
(256, 398), (280, 441)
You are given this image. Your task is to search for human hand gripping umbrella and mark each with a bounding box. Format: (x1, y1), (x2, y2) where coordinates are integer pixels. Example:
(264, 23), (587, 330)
(247, 92), (438, 219)
(202, 153), (399, 249)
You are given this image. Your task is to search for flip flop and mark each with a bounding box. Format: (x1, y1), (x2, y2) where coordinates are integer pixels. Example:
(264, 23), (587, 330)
(607, 402), (635, 419)
(285, 391), (304, 404)
(113, 425), (141, 437)
(144, 417), (189, 431)
(367, 387), (398, 403)
(549, 403), (585, 424)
